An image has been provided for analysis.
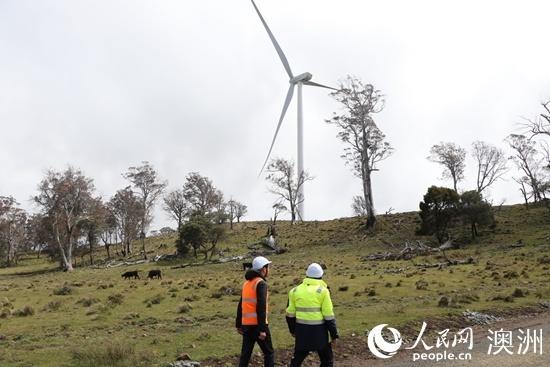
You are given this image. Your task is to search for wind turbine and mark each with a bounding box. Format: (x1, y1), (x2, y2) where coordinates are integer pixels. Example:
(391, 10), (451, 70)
(251, 0), (335, 221)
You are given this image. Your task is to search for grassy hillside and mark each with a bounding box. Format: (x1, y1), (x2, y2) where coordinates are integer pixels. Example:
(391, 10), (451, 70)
(0, 205), (549, 367)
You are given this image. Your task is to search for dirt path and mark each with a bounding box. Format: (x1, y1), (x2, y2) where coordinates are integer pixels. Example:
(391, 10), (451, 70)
(339, 310), (550, 367)
(205, 309), (549, 366)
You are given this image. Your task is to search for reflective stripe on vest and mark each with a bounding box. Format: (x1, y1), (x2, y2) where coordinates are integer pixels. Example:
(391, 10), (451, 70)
(241, 277), (269, 325)
(296, 319), (325, 325)
(290, 281), (332, 325)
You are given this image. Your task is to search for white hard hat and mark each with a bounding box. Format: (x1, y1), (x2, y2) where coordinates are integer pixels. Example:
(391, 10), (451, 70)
(252, 256), (272, 271)
(306, 263), (324, 278)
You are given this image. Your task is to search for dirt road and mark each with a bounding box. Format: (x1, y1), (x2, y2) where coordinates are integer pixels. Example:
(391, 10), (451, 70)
(342, 310), (550, 367)
(215, 309), (549, 367)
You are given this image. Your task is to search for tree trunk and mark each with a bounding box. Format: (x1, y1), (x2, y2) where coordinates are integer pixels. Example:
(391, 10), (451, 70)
(54, 222), (74, 271)
(361, 124), (376, 229)
(88, 233), (94, 265)
(140, 231), (147, 260)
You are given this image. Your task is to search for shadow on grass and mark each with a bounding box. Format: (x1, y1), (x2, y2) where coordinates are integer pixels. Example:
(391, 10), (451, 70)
(4, 266), (61, 277)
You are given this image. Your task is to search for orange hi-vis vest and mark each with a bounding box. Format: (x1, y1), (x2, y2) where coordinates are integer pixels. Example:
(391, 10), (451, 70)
(241, 277), (269, 325)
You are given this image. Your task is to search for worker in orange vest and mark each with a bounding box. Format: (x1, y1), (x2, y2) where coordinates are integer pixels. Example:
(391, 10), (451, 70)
(236, 256), (274, 367)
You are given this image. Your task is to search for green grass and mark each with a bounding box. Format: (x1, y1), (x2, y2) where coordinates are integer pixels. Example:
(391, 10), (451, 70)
(0, 204), (549, 366)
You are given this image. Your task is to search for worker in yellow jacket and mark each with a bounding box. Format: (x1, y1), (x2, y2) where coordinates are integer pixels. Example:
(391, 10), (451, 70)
(286, 263), (339, 366)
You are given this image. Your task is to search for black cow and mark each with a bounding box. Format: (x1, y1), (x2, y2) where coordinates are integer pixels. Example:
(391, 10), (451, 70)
(242, 262), (253, 271)
(122, 271), (140, 280)
(148, 269), (162, 279)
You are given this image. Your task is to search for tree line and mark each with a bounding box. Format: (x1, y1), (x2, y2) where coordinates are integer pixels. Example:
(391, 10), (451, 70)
(0, 163), (247, 270)
(417, 102), (550, 243)
(1, 78), (548, 266)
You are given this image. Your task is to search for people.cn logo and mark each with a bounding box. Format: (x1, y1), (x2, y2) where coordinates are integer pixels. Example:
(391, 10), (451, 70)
(367, 324), (403, 359)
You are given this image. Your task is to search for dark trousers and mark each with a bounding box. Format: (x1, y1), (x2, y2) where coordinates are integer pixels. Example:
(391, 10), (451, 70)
(290, 343), (333, 367)
(238, 326), (275, 367)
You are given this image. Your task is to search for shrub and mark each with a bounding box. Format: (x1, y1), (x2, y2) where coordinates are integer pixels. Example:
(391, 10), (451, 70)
(53, 285), (73, 295)
(144, 294), (164, 307)
(0, 308), (11, 319)
(415, 280), (429, 290)
(178, 304), (192, 314)
(43, 300), (62, 312)
(512, 288), (527, 298)
(77, 298), (100, 307)
(107, 294), (124, 306)
(13, 306), (35, 317)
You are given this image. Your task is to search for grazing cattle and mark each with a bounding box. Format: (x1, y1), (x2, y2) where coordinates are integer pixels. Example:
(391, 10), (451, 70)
(148, 269), (162, 279)
(121, 271), (140, 280)
(242, 262), (253, 271)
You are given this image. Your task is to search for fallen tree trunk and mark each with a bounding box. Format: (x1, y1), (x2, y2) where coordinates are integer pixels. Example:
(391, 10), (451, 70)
(413, 256), (475, 269)
(362, 240), (446, 261)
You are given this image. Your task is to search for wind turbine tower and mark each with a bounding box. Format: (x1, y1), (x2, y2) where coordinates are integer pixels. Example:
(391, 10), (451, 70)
(251, 0), (335, 220)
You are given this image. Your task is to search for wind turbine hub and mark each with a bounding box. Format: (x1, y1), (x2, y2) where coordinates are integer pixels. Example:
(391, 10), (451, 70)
(290, 72), (313, 84)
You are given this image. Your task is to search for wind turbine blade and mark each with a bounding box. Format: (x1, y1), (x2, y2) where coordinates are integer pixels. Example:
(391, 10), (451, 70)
(303, 80), (338, 90)
(259, 84), (295, 176)
(251, 0), (294, 79)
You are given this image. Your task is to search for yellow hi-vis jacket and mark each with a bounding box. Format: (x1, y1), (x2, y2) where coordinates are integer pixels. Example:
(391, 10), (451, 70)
(286, 278), (335, 325)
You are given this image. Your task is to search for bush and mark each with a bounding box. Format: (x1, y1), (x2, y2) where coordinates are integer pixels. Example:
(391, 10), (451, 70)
(0, 308), (11, 318)
(77, 298), (100, 307)
(53, 285), (73, 295)
(107, 294), (124, 306)
(144, 294), (164, 307)
(177, 304), (192, 314)
(43, 300), (62, 312)
(13, 306), (34, 317)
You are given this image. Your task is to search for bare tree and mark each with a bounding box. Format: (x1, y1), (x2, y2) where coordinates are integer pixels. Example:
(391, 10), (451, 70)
(521, 100), (550, 139)
(109, 187), (143, 257)
(227, 199), (247, 229)
(351, 195), (368, 217)
(0, 196), (27, 267)
(124, 162), (167, 259)
(513, 177), (533, 208)
(266, 158), (312, 225)
(541, 141), (550, 170)
(99, 208), (117, 259)
(227, 199), (237, 230)
(271, 202), (286, 225)
(34, 167), (96, 271)
(163, 189), (188, 231)
(506, 134), (545, 202)
(428, 142), (466, 192)
(327, 76), (394, 228)
(471, 141), (508, 194)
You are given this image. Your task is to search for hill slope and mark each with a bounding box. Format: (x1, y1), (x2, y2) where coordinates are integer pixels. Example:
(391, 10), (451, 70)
(0, 205), (549, 367)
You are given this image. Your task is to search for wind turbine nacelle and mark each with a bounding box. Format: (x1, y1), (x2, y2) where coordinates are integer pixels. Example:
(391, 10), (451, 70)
(290, 72), (313, 83)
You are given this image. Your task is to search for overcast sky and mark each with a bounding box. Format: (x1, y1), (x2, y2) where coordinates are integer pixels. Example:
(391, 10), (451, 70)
(1, 0), (549, 230)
